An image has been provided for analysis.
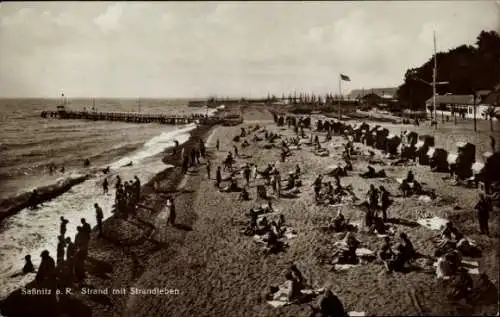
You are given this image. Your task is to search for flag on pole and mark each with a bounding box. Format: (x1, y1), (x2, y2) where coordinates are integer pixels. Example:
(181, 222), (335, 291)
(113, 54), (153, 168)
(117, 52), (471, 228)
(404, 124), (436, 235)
(340, 74), (351, 81)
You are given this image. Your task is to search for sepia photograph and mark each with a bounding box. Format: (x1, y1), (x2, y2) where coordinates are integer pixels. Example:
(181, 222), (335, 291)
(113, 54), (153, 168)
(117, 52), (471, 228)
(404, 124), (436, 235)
(0, 1), (499, 316)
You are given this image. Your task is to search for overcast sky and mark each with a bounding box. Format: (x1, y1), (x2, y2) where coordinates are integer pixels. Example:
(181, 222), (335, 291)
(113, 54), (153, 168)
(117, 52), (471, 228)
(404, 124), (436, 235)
(0, 1), (499, 98)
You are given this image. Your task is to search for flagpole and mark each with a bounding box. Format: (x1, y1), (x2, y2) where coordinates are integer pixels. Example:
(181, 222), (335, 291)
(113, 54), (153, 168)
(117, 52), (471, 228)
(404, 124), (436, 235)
(338, 74), (341, 120)
(433, 30), (437, 129)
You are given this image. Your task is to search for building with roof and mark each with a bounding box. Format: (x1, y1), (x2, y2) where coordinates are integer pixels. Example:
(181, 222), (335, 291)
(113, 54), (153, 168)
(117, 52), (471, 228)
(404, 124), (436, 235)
(348, 87), (398, 100)
(425, 94), (497, 120)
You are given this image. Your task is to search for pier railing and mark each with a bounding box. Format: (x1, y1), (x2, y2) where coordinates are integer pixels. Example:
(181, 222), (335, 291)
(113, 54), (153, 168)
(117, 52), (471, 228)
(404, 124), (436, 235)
(40, 110), (222, 125)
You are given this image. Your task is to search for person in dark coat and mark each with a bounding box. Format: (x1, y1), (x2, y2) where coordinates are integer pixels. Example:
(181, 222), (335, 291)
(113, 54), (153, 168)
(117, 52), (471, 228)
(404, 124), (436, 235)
(315, 289), (348, 317)
(216, 138), (220, 151)
(206, 159), (212, 180)
(182, 155), (189, 174)
(216, 166), (222, 188)
(190, 149), (197, 167)
(490, 135), (496, 153)
(22, 255), (35, 274)
(103, 178), (109, 194)
(65, 237), (76, 280)
(28, 189), (39, 209)
(475, 193), (492, 235)
(133, 176), (141, 203)
(115, 175), (121, 189)
(59, 216), (69, 237)
(379, 186), (391, 221)
(74, 249), (86, 282)
(56, 235), (66, 268)
(167, 197), (176, 226)
(36, 250), (56, 287)
(81, 218), (91, 237)
(95, 203), (104, 238)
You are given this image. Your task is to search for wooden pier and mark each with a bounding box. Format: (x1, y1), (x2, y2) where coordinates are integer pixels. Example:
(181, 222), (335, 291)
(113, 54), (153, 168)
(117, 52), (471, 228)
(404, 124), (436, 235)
(41, 109), (220, 125)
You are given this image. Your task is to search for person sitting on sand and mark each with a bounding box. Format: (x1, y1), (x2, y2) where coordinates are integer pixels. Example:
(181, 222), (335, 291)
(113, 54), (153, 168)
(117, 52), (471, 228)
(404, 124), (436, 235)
(239, 187), (250, 201)
(258, 216), (271, 234)
(313, 174), (323, 200)
(406, 170), (415, 183)
(439, 222), (461, 245)
(264, 228), (281, 253)
(23, 255), (35, 274)
(285, 173), (296, 190)
(277, 214), (286, 229)
(295, 164), (301, 177)
(314, 288), (348, 317)
(368, 216), (386, 235)
(399, 179), (411, 197)
(246, 212), (259, 235)
(289, 264), (307, 287)
(333, 232), (360, 265)
(390, 232), (417, 272)
(361, 166), (376, 178)
(448, 267), (473, 301)
(270, 220), (283, 238)
(271, 271), (303, 302)
(377, 236), (394, 272)
(331, 209), (346, 232)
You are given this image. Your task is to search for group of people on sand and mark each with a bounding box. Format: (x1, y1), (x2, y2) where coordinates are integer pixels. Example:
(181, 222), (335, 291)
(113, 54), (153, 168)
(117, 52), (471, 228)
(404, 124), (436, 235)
(266, 112), (498, 311)
(181, 139), (207, 174)
(22, 212), (100, 294)
(113, 175), (141, 219)
(21, 171), (144, 298)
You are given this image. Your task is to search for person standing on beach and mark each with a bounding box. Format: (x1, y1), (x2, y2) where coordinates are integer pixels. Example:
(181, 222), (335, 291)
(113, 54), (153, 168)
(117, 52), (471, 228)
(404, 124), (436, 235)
(36, 250), (56, 289)
(65, 237), (76, 280)
(115, 175), (121, 189)
(59, 216), (69, 237)
(94, 203), (104, 238)
(133, 176), (141, 203)
(206, 159), (212, 180)
(167, 197), (176, 226)
(276, 171), (282, 198)
(216, 166), (222, 188)
(28, 189), (39, 209)
(195, 148), (201, 165)
(81, 218), (91, 238)
(216, 138), (220, 151)
(490, 136), (496, 153)
(103, 178), (109, 194)
(190, 149), (197, 167)
(56, 235), (66, 268)
(22, 255), (35, 275)
(251, 163), (257, 181)
(243, 164), (251, 186)
(200, 139), (206, 158)
(182, 155), (189, 174)
(475, 193), (491, 235)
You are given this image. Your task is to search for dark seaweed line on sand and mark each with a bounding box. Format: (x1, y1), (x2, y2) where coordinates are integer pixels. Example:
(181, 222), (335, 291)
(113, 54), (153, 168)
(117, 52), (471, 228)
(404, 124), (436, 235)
(0, 175), (89, 225)
(0, 124), (215, 317)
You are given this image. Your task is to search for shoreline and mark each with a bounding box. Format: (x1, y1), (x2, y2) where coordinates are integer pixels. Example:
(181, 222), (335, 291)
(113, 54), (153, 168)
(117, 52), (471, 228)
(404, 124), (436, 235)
(0, 122), (216, 317)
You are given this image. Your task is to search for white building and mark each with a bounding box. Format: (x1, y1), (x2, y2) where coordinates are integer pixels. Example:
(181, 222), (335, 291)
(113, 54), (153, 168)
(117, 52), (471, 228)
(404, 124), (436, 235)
(425, 94), (497, 120)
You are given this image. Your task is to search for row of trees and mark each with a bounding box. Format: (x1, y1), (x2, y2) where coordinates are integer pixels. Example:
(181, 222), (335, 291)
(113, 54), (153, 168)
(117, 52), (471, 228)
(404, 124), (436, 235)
(397, 30), (500, 110)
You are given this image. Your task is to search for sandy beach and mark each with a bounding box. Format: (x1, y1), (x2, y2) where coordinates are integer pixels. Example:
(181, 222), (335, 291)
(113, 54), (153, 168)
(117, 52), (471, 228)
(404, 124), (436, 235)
(2, 105), (498, 317)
